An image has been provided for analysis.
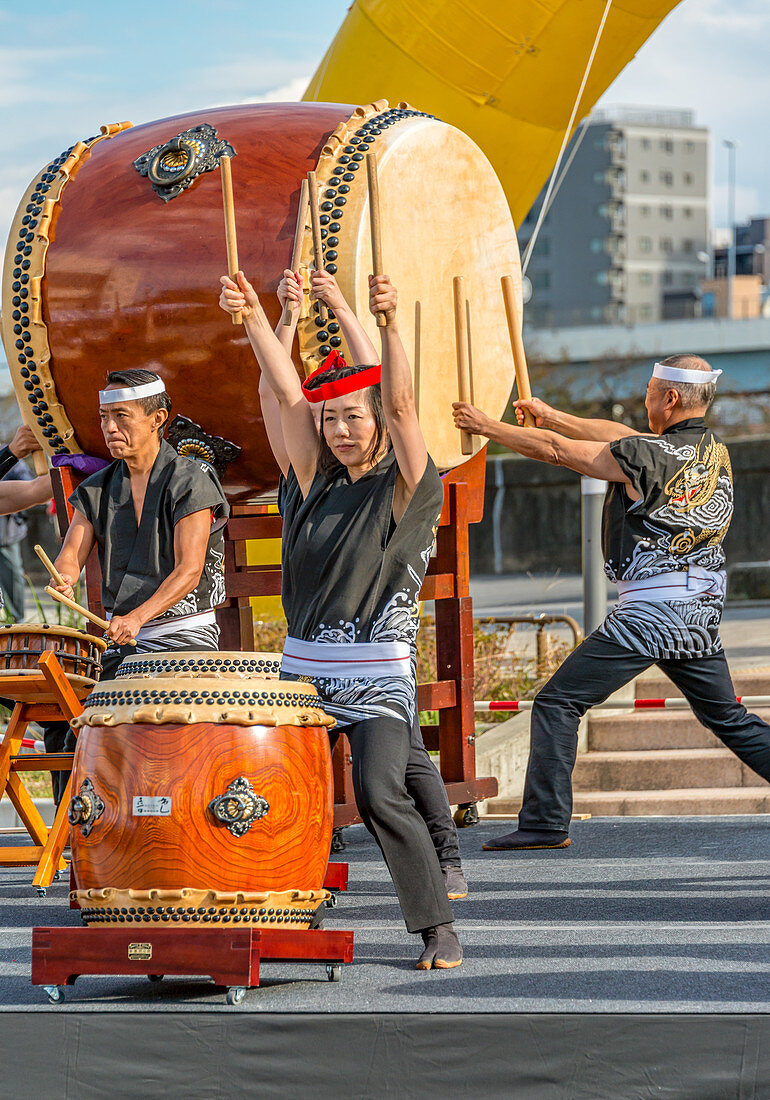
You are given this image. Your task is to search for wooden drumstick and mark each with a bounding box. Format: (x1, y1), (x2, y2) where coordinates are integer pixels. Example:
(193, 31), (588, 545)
(501, 275), (536, 427)
(220, 155), (242, 326)
(365, 153), (387, 328)
(281, 179), (309, 327)
(44, 586), (137, 647)
(453, 276), (474, 456)
(34, 544), (66, 587)
(306, 171), (327, 323)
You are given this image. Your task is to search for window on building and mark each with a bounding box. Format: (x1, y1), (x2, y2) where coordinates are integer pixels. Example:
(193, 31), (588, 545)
(590, 306), (603, 321)
(531, 271), (550, 290)
(661, 271), (673, 286)
(639, 236), (652, 252)
(641, 137), (650, 150)
(661, 137), (674, 153)
(639, 305), (653, 320)
(639, 271), (653, 285)
(537, 237), (551, 257)
(684, 140), (695, 153)
(660, 170), (674, 187)
(683, 172), (693, 186)
(640, 170), (650, 183)
(661, 205), (673, 220)
(660, 237), (673, 253)
(590, 238), (604, 253)
(682, 238), (694, 253)
(640, 205), (650, 217)
(684, 207), (693, 218)
(680, 272), (695, 287)
(594, 270), (609, 285)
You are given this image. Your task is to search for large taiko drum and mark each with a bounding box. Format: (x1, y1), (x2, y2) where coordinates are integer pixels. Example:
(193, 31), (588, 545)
(68, 677), (335, 928)
(0, 100), (522, 494)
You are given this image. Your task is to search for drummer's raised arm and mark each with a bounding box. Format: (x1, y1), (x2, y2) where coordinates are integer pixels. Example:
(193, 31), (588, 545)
(369, 275), (427, 500)
(219, 272), (317, 495)
(311, 270), (378, 366)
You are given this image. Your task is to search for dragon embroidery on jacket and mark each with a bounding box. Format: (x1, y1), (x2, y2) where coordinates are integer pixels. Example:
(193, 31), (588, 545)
(654, 434), (733, 556)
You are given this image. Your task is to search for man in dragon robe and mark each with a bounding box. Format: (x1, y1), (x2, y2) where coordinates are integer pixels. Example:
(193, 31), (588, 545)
(453, 355), (770, 850)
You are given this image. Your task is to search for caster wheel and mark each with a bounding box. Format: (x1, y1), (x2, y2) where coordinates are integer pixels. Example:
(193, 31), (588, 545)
(43, 985), (64, 1004)
(330, 829), (346, 854)
(453, 803), (479, 828)
(325, 893), (338, 909)
(148, 975), (164, 983)
(226, 986), (246, 1005)
(326, 965), (341, 982)
(35, 887), (46, 898)
(53, 871), (62, 882)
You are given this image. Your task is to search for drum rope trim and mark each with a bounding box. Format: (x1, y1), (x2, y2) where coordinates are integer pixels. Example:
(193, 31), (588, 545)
(297, 100), (438, 374)
(0, 121), (133, 460)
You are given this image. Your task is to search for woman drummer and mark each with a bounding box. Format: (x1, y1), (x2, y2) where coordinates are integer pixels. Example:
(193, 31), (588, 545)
(218, 268), (462, 970)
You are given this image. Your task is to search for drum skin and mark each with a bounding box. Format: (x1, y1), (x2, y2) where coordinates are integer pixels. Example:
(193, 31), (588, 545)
(2, 99), (521, 493)
(70, 720), (333, 894)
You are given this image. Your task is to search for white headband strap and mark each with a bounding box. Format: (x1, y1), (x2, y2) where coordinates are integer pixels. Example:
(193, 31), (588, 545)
(653, 362), (722, 385)
(98, 378), (167, 405)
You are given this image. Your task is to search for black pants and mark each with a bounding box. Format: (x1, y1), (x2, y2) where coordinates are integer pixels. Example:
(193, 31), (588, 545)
(519, 631), (770, 833)
(43, 642), (211, 806)
(405, 715), (461, 868)
(343, 715), (454, 933)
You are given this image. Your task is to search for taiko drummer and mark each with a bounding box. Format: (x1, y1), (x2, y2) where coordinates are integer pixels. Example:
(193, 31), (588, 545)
(42, 372), (229, 796)
(219, 269), (462, 970)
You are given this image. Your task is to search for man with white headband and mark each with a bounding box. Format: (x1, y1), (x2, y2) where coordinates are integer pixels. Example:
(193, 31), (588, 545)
(454, 354), (770, 851)
(51, 368), (228, 680)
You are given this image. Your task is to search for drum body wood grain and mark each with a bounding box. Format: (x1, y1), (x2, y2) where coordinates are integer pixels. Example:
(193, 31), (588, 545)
(71, 720), (332, 893)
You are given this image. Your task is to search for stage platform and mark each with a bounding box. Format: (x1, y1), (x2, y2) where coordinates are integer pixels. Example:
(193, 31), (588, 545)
(1, 815), (769, 1013)
(2, 816), (770, 1097)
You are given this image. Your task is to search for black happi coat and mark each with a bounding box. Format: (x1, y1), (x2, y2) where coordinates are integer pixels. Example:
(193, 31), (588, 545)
(599, 417), (734, 658)
(70, 439), (228, 622)
(281, 451), (443, 723)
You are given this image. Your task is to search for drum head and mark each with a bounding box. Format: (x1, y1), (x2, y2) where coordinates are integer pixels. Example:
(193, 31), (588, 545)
(298, 103), (522, 470)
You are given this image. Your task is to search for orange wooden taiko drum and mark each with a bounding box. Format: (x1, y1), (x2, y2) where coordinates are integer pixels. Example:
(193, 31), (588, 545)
(68, 675), (335, 929)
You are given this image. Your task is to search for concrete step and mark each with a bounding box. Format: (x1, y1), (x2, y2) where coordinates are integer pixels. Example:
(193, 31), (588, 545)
(587, 708), (770, 752)
(573, 787), (770, 817)
(486, 787), (770, 818)
(573, 747), (768, 792)
(635, 665), (770, 700)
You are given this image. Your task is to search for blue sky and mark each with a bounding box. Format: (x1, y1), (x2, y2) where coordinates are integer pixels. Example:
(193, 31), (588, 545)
(1, 0), (768, 258)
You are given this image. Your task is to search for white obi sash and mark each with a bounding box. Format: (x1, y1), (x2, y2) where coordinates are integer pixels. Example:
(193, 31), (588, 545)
(281, 637), (411, 680)
(617, 566), (726, 605)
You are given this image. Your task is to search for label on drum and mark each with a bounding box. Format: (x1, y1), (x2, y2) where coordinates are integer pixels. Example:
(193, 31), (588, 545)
(132, 796), (171, 816)
(128, 942), (152, 961)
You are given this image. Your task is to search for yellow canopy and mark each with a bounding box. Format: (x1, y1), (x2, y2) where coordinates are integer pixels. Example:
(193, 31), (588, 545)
(304, 0), (682, 225)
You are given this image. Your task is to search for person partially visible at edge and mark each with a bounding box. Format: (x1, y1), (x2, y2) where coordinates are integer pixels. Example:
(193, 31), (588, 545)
(0, 426), (48, 620)
(219, 266), (463, 970)
(453, 355), (770, 851)
(43, 369), (229, 804)
(266, 266), (468, 904)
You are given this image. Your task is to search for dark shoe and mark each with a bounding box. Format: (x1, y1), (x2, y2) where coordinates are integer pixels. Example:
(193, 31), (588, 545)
(416, 922), (463, 970)
(482, 828), (570, 851)
(443, 865), (468, 900)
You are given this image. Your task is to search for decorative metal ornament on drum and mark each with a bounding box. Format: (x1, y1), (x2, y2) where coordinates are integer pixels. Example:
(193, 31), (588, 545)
(0, 100), (522, 495)
(68, 677), (335, 928)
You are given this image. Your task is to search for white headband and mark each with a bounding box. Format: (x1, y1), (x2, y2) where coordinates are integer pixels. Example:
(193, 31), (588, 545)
(98, 378), (167, 405)
(653, 362), (722, 385)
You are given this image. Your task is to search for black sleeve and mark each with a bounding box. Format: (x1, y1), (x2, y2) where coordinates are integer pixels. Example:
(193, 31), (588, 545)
(609, 435), (665, 504)
(171, 465), (229, 526)
(0, 447), (18, 481)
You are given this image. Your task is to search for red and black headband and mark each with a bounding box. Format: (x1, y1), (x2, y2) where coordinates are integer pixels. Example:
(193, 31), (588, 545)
(302, 350), (381, 404)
